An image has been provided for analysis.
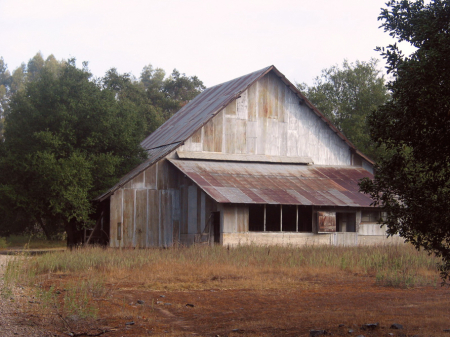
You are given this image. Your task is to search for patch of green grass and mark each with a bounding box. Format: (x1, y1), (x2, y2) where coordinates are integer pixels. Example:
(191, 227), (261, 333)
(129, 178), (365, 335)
(0, 237), (8, 249)
(5, 234), (65, 249)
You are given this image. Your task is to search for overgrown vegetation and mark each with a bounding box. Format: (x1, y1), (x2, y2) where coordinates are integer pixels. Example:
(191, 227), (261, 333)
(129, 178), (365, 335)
(0, 52), (204, 245)
(0, 234), (65, 250)
(3, 244), (441, 320)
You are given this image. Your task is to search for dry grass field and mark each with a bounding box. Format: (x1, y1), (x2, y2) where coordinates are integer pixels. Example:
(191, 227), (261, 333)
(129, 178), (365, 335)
(2, 244), (450, 336)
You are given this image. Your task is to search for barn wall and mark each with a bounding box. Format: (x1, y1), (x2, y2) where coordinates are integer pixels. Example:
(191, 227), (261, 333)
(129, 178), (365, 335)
(179, 71), (352, 166)
(109, 150), (219, 248)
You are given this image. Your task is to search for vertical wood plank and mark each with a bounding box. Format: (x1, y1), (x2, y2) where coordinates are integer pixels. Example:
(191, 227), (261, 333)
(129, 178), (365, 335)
(247, 82), (258, 122)
(203, 119), (214, 152)
(236, 119), (247, 154)
(278, 83), (286, 123)
(144, 164), (157, 189)
(188, 185), (198, 234)
(236, 90), (248, 120)
(135, 189), (147, 247)
(123, 189), (134, 247)
(225, 117), (236, 153)
(147, 189), (159, 247)
(214, 110), (223, 152)
(268, 72), (278, 119)
(109, 190), (123, 248)
(224, 99), (236, 116)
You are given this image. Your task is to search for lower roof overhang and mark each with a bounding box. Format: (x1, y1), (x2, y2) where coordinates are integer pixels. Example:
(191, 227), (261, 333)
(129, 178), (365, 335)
(168, 159), (376, 208)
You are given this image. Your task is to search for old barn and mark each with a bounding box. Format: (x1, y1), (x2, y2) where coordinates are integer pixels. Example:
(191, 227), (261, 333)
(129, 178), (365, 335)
(96, 65), (400, 248)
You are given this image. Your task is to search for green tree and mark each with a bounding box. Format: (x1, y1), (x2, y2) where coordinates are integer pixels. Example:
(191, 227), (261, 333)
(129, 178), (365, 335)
(140, 65), (205, 119)
(103, 68), (164, 135)
(298, 59), (389, 161)
(359, 0), (450, 280)
(0, 60), (146, 245)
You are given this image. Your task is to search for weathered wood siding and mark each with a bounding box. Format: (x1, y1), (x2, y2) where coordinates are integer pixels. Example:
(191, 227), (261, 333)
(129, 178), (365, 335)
(179, 71), (351, 166)
(109, 150), (218, 248)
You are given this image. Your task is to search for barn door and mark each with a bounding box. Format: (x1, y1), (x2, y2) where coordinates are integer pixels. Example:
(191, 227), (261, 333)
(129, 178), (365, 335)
(212, 211), (221, 244)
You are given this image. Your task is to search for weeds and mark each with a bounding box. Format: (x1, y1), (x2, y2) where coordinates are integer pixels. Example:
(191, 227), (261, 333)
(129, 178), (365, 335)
(4, 244), (441, 321)
(0, 237), (8, 249)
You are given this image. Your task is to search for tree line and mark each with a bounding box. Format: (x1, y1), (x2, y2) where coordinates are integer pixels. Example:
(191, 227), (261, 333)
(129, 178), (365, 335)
(0, 53), (204, 242)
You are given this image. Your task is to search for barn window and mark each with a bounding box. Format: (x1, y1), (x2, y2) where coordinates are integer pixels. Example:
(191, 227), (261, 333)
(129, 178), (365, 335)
(249, 205), (313, 232)
(361, 211), (381, 223)
(249, 204), (265, 231)
(266, 205), (281, 231)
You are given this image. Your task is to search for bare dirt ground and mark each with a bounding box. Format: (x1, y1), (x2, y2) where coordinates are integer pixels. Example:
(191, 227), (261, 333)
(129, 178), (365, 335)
(2, 256), (450, 336)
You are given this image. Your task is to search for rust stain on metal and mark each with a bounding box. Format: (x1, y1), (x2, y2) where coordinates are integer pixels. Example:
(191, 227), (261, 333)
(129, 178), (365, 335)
(169, 159), (374, 207)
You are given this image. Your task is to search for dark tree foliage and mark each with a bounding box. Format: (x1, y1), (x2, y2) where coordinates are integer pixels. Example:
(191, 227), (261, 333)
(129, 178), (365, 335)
(0, 53), (205, 243)
(298, 59), (389, 161)
(0, 60), (147, 245)
(359, 0), (450, 280)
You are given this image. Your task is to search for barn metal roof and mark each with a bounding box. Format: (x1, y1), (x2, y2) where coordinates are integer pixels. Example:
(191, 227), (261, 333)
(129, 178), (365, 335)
(96, 65), (374, 201)
(169, 159), (375, 207)
(140, 66), (273, 150)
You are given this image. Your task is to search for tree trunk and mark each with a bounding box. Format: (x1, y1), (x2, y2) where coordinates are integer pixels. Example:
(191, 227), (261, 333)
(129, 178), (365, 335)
(36, 217), (51, 240)
(65, 221), (76, 250)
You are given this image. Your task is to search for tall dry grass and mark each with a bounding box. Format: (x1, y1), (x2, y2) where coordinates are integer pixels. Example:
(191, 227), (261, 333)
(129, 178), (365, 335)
(2, 244), (442, 320)
(6, 243), (441, 290)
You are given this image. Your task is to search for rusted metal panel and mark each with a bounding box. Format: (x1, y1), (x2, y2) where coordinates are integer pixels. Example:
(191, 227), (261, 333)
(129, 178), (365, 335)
(236, 90), (248, 120)
(213, 111), (223, 152)
(188, 185), (198, 234)
(160, 190), (173, 246)
(278, 83), (287, 123)
(197, 186), (202, 233)
(147, 189), (159, 246)
(169, 159), (375, 208)
(318, 211), (337, 232)
(247, 82), (258, 122)
(144, 164), (157, 189)
(258, 74), (269, 119)
(235, 119), (247, 154)
(225, 117), (236, 154)
(141, 67), (272, 151)
(236, 205), (249, 232)
(135, 189), (147, 247)
(224, 98), (236, 116)
(96, 143), (179, 201)
(109, 190), (122, 248)
(268, 72), (279, 119)
(191, 128), (202, 143)
(131, 172), (145, 189)
(203, 118), (214, 152)
(123, 189), (135, 247)
(180, 179), (189, 234)
(222, 205), (236, 233)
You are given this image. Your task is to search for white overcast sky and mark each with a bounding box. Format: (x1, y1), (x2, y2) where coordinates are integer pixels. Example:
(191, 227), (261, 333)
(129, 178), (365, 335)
(0, 0), (415, 87)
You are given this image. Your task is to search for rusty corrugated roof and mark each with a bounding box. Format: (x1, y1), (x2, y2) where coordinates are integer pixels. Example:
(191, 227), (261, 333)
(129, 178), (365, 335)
(169, 159), (375, 207)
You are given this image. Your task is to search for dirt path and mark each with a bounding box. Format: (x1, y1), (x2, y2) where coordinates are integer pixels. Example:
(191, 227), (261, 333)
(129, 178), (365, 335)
(0, 255), (52, 336)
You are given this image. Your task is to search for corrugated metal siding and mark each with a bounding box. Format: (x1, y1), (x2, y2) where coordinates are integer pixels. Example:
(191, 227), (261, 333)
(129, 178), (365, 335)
(97, 143), (180, 201)
(169, 159), (374, 207)
(140, 66), (273, 150)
